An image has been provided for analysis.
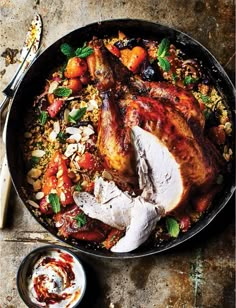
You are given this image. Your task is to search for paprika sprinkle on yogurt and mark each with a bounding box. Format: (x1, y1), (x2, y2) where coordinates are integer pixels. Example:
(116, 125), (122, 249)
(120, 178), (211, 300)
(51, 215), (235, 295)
(26, 248), (86, 307)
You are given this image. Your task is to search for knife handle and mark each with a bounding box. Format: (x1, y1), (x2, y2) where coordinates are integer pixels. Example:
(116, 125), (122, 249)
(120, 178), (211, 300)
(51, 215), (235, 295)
(0, 95), (10, 114)
(0, 154), (11, 228)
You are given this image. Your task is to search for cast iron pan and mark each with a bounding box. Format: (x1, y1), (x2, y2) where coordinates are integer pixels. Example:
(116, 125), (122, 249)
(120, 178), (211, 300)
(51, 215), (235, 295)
(6, 19), (236, 258)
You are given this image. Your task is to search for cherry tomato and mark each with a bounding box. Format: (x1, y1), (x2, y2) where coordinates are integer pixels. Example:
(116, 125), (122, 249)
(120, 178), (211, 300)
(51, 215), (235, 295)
(78, 152), (96, 170)
(67, 78), (82, 94)
(47, 99), (64, 118)
(57, 155), (74, 206)
(106, 44), (121, 57)
(42, 152), (73, 209)
(64, 57), (88, 78)
(42, 175), (57, 195)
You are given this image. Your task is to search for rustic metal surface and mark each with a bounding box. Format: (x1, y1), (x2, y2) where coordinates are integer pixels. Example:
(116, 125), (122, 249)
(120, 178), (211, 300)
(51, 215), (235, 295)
(0, 1), (235, 307)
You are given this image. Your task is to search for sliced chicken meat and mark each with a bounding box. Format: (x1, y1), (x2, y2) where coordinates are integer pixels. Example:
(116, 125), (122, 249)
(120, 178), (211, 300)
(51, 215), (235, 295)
(73, 177), (163, 253)
(132, 126), (186, 213)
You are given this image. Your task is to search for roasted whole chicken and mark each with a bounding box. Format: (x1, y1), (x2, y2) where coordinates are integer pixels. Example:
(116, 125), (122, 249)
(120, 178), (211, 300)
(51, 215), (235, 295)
(25, 33), (232, 253)
(74, 38), (224, 252)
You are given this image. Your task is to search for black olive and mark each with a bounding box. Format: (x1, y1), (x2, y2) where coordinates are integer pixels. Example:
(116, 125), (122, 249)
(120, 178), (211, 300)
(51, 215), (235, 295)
(114, 38), (142, 50)
(140, 60), (161, 81)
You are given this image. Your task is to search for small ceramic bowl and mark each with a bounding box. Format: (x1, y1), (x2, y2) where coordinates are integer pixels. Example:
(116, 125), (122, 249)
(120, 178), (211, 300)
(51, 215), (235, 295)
(17, 245), (86, 307)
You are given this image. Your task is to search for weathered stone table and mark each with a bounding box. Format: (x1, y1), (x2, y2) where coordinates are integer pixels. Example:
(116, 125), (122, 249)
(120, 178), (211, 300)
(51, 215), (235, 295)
(0, 1), (235, 307)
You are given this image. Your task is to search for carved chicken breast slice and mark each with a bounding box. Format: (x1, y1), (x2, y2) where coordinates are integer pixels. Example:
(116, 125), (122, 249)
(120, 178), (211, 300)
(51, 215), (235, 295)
(132, 126), (185, 213)
(73, 178), (133, 230)
(111, 196), (161, 253)
(73, 177), (163, 252)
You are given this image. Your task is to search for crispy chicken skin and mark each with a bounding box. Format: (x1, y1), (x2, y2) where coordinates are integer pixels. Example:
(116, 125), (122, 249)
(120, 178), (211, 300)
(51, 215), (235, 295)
(88, 36), (223, 212)
(131, 78), (205, 131)
(87, 38), (131, 91)
(97, 91), (135, 175)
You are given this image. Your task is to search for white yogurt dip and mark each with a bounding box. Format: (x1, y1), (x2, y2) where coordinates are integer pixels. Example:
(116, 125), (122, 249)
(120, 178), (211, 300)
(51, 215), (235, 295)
(27, 248), (86, 307)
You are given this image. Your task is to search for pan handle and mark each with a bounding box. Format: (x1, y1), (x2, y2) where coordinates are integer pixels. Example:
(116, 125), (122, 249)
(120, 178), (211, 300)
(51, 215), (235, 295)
(0, 154), (11, 228)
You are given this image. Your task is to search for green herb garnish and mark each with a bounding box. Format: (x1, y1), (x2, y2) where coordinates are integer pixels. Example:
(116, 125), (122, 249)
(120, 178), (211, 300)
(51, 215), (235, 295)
(57, 131), (67, 144)
(48, 193), (61, 214)
(74, 212), (87, 227)
(60, 42), (93, 59)
(157, 38), (171, 72)
(166, 217), (180, 238)
(75, 184), (82, 192)
(53, 87), (72, 97)
(75, 43), (93, 58)
(172, 72), (178, 83)
(68, 107), (87, 123)
(203, 109), (211, 120)
(39, 111), (48, 125)
(60, 43), (75, 58)
(184, 75), (198, 85)
(199, 93), (210, 103)
(30, 156), (40, 166)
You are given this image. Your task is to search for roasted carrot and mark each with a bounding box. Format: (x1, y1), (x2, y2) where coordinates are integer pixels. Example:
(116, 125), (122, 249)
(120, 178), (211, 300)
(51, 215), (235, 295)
(126, 46), (147, 73)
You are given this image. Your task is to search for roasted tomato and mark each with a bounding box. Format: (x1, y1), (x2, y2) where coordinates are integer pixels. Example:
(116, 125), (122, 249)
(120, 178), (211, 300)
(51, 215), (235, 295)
(42, 152), (73, 208)
(78, 152), (96, 170)
(103, 229), (124, 249)
(67, 78), (82, 94)
(54, 205), (111, 242)
(64, 57), (88, 78)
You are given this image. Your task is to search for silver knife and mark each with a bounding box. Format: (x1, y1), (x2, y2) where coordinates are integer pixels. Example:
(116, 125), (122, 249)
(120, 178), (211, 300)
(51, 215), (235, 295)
(0, 13), (42, 113)
(0, 13), (43, 228)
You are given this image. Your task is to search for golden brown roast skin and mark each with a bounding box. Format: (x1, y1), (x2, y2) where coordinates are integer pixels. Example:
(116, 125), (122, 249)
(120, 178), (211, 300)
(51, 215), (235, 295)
(87, 39), (131, 92)
(130, 79), (205, 131)
(97, 91), (135, 175)
(125, 96), (223, 199)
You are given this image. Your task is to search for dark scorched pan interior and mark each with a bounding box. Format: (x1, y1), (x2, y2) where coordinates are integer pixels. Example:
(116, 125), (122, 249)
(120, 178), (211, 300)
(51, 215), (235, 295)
(6, 19), (236, 258)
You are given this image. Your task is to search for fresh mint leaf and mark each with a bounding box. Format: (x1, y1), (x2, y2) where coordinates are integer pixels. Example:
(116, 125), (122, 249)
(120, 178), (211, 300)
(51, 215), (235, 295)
(30, 156), (40, 166)
(48, 193), (61, 214)
(158, 57), (171, 72)
(60, 43), (75, 58)
(75, 184), (82, 192)
(166, 217), (180, 238)
(53, 87), (72, 97)
(157, 38), (170, 58)
(39, 111), (48, 125)
(184, 75), (198, 85)
(57, 131), (67, 144)
(68, 107), (87, 123)
(75, 43), (93, 58)
(199, 93), (210, 103)
(74, 212), (87, 227)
